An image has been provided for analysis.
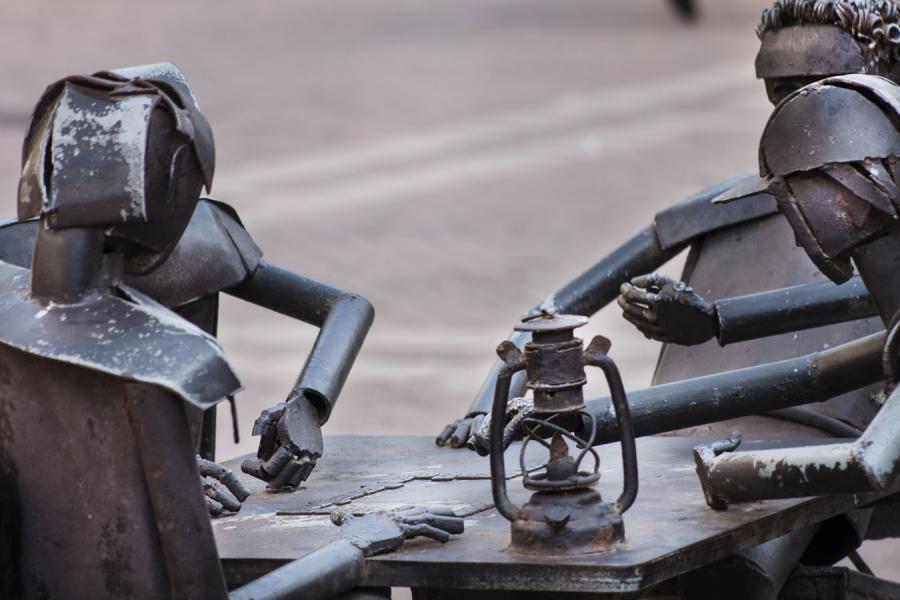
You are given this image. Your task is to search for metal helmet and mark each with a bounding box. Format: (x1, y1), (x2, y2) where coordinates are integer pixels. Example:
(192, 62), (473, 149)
(756, 1), (900, 104)
(757, 74), (900, 282)
(18, 63), (215, 274)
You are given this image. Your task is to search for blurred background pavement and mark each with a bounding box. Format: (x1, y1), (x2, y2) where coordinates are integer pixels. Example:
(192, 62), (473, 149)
(1, 0), (895, 581)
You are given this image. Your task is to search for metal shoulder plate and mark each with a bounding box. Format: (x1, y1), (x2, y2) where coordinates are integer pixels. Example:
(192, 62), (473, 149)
(0, 260), (240, 408)
(760, 75), (900, 177)
(130, 199), (263, 307)
(653, 172), (778, 249)
(0, 200), (263, 308)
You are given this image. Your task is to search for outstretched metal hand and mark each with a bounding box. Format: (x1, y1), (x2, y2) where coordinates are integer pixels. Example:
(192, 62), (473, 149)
(241, 395), (323, 489)
(197, 457), (250, 516)
(435, 413), (486, 448)
(333, 505), (465, 556)
(618, 274), (717, 346)
(468, 396), (534, 456)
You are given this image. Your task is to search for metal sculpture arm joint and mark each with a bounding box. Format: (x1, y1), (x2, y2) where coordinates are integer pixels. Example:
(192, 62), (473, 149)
(230, 260), (374, 489)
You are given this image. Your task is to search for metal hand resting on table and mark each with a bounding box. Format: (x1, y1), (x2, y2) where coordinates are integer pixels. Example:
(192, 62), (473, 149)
(241, 395), (323, 490)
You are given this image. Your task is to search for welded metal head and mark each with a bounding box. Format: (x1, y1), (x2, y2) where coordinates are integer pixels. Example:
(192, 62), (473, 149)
(18, 63), (215, 274)
(757, 75), (900, 282)
(756, 1), (900, 104)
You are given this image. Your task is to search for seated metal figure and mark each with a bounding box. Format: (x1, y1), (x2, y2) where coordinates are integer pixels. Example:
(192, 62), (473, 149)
(692, 73), (900, 507)
(0, 64), (374, 512)
(437, 0), (900, 451)
(0, 67), (460, 600)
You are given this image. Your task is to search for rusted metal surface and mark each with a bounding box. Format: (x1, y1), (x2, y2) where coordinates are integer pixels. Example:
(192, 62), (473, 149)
(214, 436), (888, 594)
(485, 314), (637, 555)
(691, 75), (900, 507)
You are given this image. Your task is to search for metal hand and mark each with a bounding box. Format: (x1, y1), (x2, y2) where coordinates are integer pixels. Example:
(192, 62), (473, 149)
(468, 396), (534, 456)
(618, 274), (717, 346)
(435, 413), (486, 448)
(197, 457), (250, 517)
(332, 505), (464, 557)
(241, 395), (323, 490)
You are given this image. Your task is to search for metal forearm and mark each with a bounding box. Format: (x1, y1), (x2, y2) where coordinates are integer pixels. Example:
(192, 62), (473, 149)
(582, 332), (884, 444)
(227, 260), (374, 423)
(229, 539), (364, 600)
(713, 276), (876, 346)
(694, 385), (900, 508)
(467, 226), (682, 415)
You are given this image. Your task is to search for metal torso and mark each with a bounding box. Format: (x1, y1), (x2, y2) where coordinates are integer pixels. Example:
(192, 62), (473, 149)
(653, 213), (883, 434)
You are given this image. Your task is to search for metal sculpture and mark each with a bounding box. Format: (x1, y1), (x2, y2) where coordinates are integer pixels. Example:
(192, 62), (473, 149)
(448, 3), (900, 596)
(693, 73), (900, 507)
(487, 313), (637, 555)
(0, 65), (459, 600)
(0, 64), (375, 509)
(437, 0), (900, 451)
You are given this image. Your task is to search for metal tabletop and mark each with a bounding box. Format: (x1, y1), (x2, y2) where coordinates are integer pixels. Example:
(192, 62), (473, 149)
(216, 435), (879, 594)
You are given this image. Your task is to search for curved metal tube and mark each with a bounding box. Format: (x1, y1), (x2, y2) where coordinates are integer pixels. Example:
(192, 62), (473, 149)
(584, 351), (638, 514)
(227, 260), (374, 423)
(694, 384), (900, 507)
(489, 350), (526, 522)
(582, 332), (884, 445)
(714, 276), (876, 346)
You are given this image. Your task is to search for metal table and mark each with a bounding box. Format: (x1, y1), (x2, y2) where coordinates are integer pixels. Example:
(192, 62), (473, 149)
(216, 436), (880, 596)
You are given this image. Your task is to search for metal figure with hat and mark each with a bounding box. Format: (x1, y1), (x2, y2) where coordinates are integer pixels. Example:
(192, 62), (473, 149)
(0, 63), (375, 513)
(0, 65), (461, 600)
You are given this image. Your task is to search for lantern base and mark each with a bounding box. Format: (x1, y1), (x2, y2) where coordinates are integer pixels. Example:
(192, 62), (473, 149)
(510, 488), (624, 555)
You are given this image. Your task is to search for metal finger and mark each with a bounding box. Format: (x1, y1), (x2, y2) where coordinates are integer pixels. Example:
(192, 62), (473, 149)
(287, 456), (314, 487)
(197, 457), (251, 502)
(266, 460), (301, 490)
(405, 514), (464, 535)
(208, 479), (242, 513)
(619, 283), (658, 306)
(240, 457), (264, 478)
(206, 495), (224, 517)
(621, 311), (663, 334)
(502, 411), (525, 450)
(423, 505), (458, 518)
(449, 418), (471, 448)
(261, 445), (293, 477)
(435, 420), (459, 446)
(630, 273), (662, 291)
(621, 302), (657, 324)
(221, 472), (250, 502)
(403, 523), (450, 543)
(470, 414), (485, 440)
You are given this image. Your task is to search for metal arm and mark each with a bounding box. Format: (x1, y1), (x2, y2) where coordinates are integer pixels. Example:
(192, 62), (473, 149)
(227, 260), (374, 423)
(229, 539), (365, 600)
(230, 508), (463, 600)
(582, 332), (884, 445)
(713, 276), (876, 346)
(694, 384), (900, 508)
